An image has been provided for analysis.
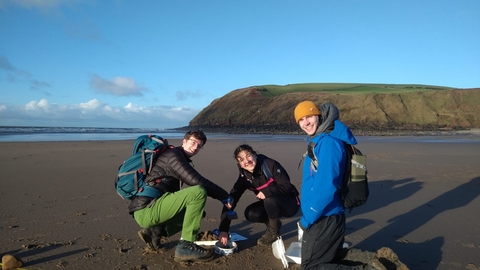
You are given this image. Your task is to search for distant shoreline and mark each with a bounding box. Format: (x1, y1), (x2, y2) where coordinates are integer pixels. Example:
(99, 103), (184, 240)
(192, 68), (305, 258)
(174, 126), (480, 137)
(1, 126), (478, 143)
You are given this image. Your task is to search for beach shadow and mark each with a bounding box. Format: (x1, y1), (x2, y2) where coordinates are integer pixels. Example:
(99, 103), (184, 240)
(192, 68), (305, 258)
(355, 176), (480, 269)
(0, 249), (23, 258)
(229, 215), (303, 249)
(348, 178), (422, 217)
(24, 248), (89, 266)
(0, 245), (89, 267)
(345, 178), (422, 235)
(228, 220), (260, 250)
(345, 218), (375, 236)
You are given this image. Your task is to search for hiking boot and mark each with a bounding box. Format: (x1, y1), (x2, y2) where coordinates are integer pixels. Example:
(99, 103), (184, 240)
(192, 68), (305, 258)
(376, 247), (408, 270)
(138, 225), (167, 251)
(366, 256), (387, 270)
(174, 240), (214, 262)
(257, 220), (281, 246)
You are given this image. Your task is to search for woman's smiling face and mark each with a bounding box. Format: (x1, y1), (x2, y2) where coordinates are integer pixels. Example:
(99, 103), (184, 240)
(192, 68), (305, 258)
(236, 150), (257, 173)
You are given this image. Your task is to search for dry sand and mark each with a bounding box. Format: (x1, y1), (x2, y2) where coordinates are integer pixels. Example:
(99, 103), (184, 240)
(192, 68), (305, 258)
(1, 137), (479, 270)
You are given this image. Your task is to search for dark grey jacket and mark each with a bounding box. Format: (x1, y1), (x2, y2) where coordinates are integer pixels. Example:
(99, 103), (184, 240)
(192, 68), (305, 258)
(218, 155), (299, 232)
(128, 146), (229, 214)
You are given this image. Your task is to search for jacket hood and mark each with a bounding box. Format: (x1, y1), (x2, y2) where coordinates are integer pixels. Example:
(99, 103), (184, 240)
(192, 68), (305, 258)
(310, 102), (357, 145)
(330, 120), (357, 145)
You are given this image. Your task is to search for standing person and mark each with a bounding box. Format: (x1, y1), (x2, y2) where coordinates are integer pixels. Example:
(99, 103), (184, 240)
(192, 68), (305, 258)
(129, 130), (232, 263)
(294, 101), (405, 270)
(218, 144), (300, 246)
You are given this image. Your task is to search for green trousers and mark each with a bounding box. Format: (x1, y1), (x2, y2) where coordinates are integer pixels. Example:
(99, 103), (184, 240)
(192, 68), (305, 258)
(133, 185), (207, 242)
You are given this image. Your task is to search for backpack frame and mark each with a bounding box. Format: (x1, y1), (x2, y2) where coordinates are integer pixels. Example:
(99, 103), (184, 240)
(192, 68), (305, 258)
(115, 135), (170, 200)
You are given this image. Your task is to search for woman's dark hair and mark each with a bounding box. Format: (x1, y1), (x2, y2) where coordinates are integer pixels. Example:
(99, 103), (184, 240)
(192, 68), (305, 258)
(233, 144), (257, 159)
(184, 130), (207, 145)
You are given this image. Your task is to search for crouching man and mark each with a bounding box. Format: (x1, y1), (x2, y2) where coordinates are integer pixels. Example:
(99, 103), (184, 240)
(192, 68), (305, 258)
(129, 130), (231, 263)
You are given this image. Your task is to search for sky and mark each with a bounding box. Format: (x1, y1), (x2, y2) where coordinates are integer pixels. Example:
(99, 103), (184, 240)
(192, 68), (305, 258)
(0, 0), (479, 129)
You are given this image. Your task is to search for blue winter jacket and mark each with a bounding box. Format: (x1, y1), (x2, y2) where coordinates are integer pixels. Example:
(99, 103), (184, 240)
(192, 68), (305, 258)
(299, 119), (357, 229)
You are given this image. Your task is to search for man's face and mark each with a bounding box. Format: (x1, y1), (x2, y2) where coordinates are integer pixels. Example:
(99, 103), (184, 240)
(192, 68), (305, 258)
(182, 136), (204, 157)
(298, 115), (319, 136)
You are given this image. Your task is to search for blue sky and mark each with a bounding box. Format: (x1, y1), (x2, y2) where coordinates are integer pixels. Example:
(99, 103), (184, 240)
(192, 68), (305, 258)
(1, 0), (479, 129)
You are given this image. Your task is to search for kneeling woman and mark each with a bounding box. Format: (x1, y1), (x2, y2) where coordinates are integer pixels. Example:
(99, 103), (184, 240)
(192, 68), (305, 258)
(219, 144), (300, 246)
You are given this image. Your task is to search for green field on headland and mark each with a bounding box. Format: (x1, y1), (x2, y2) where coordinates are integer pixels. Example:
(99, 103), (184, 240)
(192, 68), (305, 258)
(256, 83), (452, 96)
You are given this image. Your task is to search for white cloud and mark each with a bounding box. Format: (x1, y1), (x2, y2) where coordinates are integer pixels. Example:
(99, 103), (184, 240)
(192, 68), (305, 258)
(0, 99), (199, 128)
(79, 99), (103, 110)
(25, 99), (51, 111)
(89, 74), (148, 96)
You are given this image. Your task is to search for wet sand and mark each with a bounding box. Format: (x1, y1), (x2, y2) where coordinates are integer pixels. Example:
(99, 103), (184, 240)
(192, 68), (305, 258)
(1, 137), (479, 270)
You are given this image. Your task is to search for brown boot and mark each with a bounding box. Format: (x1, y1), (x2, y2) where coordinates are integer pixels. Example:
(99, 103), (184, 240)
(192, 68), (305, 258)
(376, 247), (409, 270)
(138, 225), (168, 251)
(366, 255), (388, 270)
(257, 219), (282, 246)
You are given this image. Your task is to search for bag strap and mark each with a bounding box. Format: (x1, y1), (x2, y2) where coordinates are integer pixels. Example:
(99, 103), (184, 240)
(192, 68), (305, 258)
(349, 145), (367, 172)
(351, 159), (367, 171)
(297, 141), (318, 170)
(264, 158), (300, 205)
(261, 161), (273, 179)
(247, 160), (275, 191)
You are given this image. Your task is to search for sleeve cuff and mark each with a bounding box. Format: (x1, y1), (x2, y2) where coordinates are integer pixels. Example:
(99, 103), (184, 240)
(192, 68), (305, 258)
(299, 218), (309, 230)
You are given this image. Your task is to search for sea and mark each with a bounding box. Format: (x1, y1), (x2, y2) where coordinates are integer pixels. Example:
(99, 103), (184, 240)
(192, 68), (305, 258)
(0, 126), (307, 143)
(0, 126), (479, 143)
(0, 126), (189, 142)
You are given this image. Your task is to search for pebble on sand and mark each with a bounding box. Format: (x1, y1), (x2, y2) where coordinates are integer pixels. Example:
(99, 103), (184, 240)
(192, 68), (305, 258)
(2, 254), (23, 270)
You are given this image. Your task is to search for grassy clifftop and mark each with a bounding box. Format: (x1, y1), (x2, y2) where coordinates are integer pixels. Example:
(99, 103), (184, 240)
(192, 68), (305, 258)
(188, 83), (480, 134)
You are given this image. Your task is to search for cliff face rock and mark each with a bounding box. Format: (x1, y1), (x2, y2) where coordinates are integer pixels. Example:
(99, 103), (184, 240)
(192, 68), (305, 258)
(189, 86), (480, 133)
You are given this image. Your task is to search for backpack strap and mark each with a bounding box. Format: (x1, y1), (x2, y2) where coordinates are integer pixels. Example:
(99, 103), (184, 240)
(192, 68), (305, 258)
(307, 141), (318, 171)
(117, 170), (140, 191)
(261, 161), (273, 179)
(297, 152), (306, 170)
(351, 159), (367, 171)
(246, 160), (275, 191)
(248, 161), (275, 191)
(297, 141), (318, 170)
(348, 145), (367, 171)
(265, 158), (300, 206)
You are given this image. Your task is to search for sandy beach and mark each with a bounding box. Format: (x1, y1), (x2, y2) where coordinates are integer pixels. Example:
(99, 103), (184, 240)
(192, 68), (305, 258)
(1, 137), (479, 270)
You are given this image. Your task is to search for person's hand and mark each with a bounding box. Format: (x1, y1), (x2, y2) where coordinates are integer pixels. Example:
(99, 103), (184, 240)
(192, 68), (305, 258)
(223, 196), (234, 209)
(256, 191), (266, 200)
(219, 231), (229, 246)
(297, 222), (304, 241)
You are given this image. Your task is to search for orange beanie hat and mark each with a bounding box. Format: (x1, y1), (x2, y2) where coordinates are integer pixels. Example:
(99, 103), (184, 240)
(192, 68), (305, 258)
(294, 101), (321, 123)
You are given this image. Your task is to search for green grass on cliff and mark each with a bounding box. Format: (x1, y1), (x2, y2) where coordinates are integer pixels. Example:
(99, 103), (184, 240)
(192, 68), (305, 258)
(255, 83), (453, 97)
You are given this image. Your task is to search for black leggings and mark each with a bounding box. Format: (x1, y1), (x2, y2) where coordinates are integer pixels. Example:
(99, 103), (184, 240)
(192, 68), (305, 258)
(244, 196), (299, 224)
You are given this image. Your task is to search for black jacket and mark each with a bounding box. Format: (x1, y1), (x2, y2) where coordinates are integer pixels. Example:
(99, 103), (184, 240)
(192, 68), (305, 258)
(128, 146), (229, 214)
(218, 154), (299, 232)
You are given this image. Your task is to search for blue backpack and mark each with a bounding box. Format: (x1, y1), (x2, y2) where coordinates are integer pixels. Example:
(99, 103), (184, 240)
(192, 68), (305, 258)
(115, 135), (170, 200)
